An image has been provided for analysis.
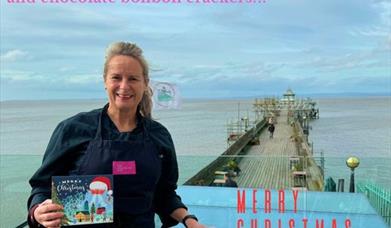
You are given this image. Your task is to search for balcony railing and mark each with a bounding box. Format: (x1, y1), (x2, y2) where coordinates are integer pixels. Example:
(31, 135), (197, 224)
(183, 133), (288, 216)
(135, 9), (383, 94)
(357, 182), (391, 226)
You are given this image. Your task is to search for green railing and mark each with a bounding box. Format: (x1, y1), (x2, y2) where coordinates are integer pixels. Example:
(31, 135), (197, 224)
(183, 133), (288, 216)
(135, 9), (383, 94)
(357, 182), (391, 226)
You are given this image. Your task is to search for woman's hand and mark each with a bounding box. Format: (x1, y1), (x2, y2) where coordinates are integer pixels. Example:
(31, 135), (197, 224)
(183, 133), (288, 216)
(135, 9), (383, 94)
(185, 218), (207, 228)
(33, 199), (64, 228)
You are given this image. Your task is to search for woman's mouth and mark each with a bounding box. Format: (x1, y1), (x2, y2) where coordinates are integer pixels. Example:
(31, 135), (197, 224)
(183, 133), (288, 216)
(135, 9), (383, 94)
(116, 93), (133, 99)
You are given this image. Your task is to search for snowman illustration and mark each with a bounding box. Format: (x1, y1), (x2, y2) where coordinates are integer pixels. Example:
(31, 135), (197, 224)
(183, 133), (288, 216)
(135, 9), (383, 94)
(88, 176), (113, 222)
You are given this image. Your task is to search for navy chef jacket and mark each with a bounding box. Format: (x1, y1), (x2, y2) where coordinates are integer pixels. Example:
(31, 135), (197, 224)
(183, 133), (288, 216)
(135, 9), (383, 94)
(27, 105), (186, 227)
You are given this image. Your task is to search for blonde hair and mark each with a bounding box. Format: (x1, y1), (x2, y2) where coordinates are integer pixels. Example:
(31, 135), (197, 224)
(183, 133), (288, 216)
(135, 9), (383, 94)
(104, 42), (153, 118)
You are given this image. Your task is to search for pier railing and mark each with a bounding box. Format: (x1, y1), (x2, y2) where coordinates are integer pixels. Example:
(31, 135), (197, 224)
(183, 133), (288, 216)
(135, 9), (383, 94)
(357, 182), (391, 226)
(184, 119), (267, 186)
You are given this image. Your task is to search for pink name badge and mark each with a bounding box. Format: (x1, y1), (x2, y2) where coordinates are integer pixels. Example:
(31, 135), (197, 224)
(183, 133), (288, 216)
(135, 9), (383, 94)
(113, 161), (136, 175)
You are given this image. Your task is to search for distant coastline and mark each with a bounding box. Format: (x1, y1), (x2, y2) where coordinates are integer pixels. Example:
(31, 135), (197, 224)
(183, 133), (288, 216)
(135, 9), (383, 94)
(1, 92), (390, 102)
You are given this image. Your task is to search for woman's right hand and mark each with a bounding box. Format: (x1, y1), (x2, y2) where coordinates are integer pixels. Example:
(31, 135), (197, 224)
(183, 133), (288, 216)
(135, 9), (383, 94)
(33, 199), (64, 228)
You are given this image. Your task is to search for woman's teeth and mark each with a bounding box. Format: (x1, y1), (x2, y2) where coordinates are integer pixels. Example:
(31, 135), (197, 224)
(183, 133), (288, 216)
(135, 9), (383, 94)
(116, 93), (132, 98)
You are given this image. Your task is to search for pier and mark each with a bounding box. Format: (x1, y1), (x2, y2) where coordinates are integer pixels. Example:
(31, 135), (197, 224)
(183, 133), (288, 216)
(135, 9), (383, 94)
(184, 89), (324, 191)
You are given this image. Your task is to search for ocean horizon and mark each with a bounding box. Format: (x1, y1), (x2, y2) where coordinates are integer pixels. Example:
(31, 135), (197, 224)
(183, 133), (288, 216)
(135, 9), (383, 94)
(1, 92), (390, 102)
(1, 96), (390, 157)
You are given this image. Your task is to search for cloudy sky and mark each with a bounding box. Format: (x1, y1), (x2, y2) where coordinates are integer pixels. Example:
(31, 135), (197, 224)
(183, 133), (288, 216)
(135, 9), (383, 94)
(1, 0), (390, 100)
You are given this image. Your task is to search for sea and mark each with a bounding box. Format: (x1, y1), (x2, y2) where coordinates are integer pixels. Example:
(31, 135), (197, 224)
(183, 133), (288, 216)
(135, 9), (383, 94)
(1, 96), (390, 226)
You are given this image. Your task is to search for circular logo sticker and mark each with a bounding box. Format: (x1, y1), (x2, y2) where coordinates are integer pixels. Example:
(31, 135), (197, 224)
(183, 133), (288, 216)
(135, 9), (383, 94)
(154, 82), (177, 109)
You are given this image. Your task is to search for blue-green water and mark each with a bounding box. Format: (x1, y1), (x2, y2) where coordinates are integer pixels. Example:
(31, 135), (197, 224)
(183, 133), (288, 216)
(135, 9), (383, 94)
(1, 97), (390, 157)
(1, 97), (390, 226)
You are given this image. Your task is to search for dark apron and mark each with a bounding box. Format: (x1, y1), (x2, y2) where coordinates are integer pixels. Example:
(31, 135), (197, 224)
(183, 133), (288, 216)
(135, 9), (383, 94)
(69, 108), (162, 228)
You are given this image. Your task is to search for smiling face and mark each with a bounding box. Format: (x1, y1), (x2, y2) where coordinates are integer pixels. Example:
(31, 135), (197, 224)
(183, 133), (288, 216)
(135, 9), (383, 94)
(104, 55), (147, 114)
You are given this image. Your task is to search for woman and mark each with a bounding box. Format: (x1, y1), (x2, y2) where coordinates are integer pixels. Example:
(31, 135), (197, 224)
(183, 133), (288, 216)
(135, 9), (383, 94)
(27, 42), (205, 228)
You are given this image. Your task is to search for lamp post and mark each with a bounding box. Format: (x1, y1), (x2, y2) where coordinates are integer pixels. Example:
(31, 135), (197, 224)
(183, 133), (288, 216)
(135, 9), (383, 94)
(346, 156), (360, 193)
(242, 116), (249, 132)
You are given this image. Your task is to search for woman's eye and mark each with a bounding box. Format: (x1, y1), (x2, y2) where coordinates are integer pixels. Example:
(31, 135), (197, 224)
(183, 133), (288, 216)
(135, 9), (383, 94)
(129, 77), (139, 81)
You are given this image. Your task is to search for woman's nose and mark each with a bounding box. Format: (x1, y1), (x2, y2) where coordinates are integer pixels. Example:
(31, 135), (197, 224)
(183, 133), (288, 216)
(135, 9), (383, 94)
(119, 80), (129, 89)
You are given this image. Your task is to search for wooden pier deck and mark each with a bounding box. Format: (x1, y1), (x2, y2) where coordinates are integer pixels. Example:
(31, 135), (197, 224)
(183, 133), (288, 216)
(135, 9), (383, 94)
(184, 92), (323, 191)
(236, 110), (299, 189)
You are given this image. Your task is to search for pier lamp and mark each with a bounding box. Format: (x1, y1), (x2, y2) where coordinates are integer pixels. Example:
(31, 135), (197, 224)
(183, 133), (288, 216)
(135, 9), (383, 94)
(346, 156), (360, 193)
(241, 116), (249, 131)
